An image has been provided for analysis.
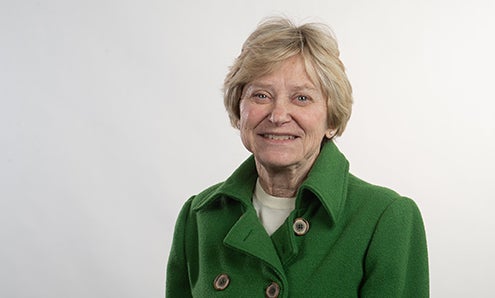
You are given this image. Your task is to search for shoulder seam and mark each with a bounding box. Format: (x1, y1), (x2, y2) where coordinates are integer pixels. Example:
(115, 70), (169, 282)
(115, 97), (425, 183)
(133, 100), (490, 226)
(191, 181), (224, 210)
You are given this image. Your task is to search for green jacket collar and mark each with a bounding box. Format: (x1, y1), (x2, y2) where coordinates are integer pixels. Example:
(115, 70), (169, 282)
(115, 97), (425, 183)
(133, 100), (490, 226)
(193, 141), (350, 224)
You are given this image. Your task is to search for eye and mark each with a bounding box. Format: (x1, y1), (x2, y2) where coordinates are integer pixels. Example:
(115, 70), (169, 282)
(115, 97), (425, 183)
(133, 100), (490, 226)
(294, 95), (311, 105)
(254, 93), (268, 99)
(250, 92), (270, 102)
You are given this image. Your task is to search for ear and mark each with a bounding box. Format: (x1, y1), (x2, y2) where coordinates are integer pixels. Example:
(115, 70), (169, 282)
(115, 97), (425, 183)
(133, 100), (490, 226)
(325, 129), (336, 139)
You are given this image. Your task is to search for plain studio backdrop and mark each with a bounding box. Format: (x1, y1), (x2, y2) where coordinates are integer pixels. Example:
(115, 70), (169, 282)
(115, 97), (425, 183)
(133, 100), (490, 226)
(1, 0), (494, 297)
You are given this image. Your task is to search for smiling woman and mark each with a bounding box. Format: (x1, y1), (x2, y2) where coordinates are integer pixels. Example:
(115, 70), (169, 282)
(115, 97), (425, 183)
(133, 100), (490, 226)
(239, 55), (331, 197)
(166, 17), (429, 297)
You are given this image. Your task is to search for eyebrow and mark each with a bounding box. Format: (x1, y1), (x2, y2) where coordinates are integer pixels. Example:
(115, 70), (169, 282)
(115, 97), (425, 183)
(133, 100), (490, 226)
(246, 82), (319, 93)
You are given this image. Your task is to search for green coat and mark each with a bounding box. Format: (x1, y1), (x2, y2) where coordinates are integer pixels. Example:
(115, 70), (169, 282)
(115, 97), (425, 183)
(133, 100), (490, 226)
(166, 141), (429, 297)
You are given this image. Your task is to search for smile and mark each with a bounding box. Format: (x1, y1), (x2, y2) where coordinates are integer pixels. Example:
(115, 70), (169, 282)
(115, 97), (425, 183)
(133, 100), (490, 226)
(262, 134), (296, 140)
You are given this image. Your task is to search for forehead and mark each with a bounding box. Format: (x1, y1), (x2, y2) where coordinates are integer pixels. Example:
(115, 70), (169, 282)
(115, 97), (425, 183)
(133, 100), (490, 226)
(247, 55), (320, 90)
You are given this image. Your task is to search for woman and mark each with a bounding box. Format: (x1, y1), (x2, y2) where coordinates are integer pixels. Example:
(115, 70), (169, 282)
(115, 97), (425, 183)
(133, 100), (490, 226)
(166, 17), (428, 297)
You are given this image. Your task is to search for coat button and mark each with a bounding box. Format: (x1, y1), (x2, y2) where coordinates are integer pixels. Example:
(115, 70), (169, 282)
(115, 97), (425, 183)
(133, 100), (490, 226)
(293, 217), (309, 236)
(213, 273), (230, 291)
(265, 282), (280, 298)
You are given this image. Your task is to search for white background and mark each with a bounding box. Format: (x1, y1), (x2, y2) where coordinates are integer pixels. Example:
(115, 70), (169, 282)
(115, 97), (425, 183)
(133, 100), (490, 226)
(1, 0), (494, 297)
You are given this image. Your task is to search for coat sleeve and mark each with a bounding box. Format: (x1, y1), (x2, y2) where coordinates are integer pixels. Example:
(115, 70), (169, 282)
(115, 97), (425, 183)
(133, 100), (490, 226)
(166, 198), (194, 298)
(359, 197), (429, 297)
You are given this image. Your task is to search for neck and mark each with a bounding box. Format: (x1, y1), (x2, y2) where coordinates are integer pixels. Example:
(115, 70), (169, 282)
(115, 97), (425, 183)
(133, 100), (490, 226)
(255, 159), (316, 198)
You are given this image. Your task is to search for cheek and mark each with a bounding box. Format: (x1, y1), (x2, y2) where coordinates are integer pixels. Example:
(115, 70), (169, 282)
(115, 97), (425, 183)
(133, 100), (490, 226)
(238, 106), (250, 131)
(238, 104), (252, 141)
(239, 102), (261, 130)
(238, 114), (254, 152)
(301, 110), (329, 136)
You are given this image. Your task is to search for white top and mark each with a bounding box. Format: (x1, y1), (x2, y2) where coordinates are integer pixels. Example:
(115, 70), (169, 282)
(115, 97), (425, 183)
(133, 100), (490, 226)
(252, 179), (296, 236)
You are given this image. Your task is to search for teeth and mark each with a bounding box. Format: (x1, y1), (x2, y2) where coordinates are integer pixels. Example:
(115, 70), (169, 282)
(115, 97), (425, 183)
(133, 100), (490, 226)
(263, 134), (295, 140)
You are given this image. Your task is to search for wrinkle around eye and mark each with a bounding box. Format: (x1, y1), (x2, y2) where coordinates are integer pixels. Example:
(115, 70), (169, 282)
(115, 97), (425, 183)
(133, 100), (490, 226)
(293, 95), (312, 105)
(254, 93), (268, 99)
(250, 91), (272, 102)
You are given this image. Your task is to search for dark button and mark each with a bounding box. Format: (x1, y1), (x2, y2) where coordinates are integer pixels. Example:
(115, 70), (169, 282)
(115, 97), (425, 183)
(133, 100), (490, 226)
(293, 217), (309, 236)
(213, 273), (230, 291)
(265, 282), (280, 298)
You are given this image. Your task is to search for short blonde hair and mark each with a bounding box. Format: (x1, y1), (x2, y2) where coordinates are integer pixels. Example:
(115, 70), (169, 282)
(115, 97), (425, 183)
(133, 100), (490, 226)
(223, 17), (353, 137)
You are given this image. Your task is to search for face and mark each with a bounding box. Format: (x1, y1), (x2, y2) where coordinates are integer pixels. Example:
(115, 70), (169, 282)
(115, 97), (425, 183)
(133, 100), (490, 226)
(239, 55), (333, 172)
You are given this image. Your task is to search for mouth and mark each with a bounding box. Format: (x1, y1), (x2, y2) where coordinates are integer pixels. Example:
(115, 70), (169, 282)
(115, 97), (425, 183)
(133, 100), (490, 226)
(261, 134), (297, 140)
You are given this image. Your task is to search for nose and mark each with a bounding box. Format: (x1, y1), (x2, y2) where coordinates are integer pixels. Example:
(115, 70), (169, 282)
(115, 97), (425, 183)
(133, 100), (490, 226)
(268, 100), (291, 125)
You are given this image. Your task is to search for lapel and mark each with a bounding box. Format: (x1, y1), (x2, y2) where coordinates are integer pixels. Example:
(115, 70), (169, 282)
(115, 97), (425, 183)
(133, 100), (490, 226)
(192, 141), (349, 277)
(223, 208), (285, 275)
(192, 156), (285, 274)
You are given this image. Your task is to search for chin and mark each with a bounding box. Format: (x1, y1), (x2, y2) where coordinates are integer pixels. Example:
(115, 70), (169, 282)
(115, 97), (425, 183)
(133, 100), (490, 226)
(255, 152), (300, 169)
